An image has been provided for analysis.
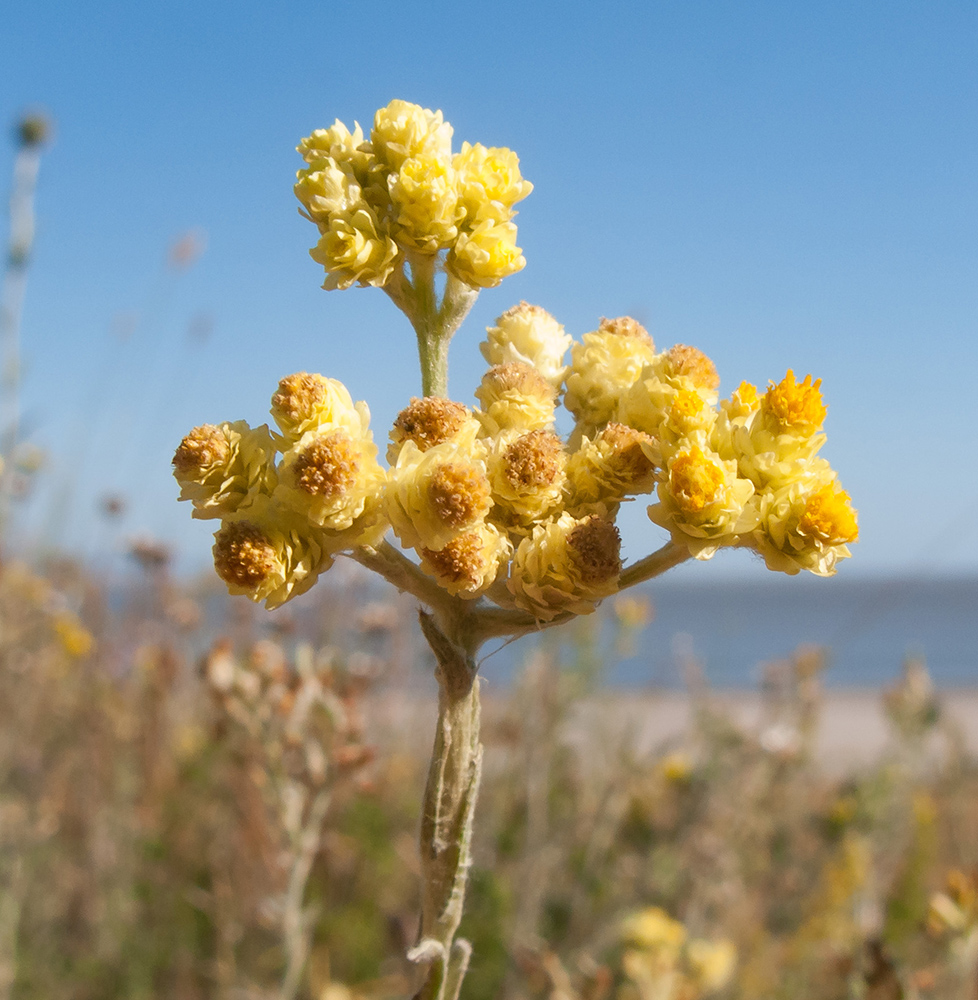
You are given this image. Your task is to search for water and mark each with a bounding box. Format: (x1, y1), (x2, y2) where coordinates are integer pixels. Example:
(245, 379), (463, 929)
(478, 576), (978, 689)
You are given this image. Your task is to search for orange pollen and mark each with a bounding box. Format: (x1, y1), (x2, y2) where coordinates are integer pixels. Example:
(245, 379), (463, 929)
(173, 424), (228, 474)
(422, 532), (486, 588)
(292, 431), (360, 497)
(764, 370), (827, 433)
(272, 372), (331, 424)
(504, 430), (564, 489)
(671, 389), (706, 421)
(567, 516), (621, 586)
(599, 423), (656, 481)
(667, 345), (720, 390)
(799, 484), (858, 544)
(598, 315), (654, 348)
(213, 522), (280, 589)
(669, 448), (726, 513)
(393, 397), (470, 450)
(427, 463), (491, 528)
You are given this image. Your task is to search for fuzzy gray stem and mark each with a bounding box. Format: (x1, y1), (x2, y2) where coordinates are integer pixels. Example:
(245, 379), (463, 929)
(411, 612), (483, 1000)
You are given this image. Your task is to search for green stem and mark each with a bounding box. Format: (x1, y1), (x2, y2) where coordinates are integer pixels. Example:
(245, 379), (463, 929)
(619, 540), (691, 589)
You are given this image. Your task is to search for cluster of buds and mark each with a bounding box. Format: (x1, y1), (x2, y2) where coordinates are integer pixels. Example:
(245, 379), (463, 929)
(175, 303), (856, 618)
(294, 99), (532, 292)
(618, 907), (736, 1000)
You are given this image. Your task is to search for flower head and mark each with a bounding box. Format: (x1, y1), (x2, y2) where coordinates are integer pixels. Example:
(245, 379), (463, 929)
(488, 429), (566, 529)
(388, 396), (481, 463)
(480, 302), (572, 386)
(507, 512), (621, 621)
(173, 421), (277, 519)
(475, 362), (556, 435)
(310, 206), (399, 291)
(565, 422), (657, 510)
(371, 100), (453, 171)
(270, 372), (367, 446)
(446, 219), (525, 288)
(454, 141), (533, 224)
(419, 522), (512, 598)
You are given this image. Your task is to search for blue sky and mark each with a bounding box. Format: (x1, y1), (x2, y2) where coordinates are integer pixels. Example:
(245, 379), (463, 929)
(1, 0), (976, 582)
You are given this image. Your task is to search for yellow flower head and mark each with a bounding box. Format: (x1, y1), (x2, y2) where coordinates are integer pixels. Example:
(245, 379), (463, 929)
(488, 429), (566, 528)
(275, 426), (387, 537)
(419, 521), (513, 598)
(662, 344), (720, 392)
(475, 362), (557, 435)
(565, 423), (657, 510)
(297, 120), (366, 167)
(564, 316), (657, 434)
(212, 496), (332, 609)
(481, 302), (572, 386)
(388, 396), (482, 463)
(388, 153), (460, 252)
(370, 99), (453, 171)
(454, 141), (533, 224)
(507, 512), (621, 621)
(173, 421), (277, 520)
(620, 907), (687, 954)
(649, 445), (758, 560)
(763, 369), (827, 435)
(310, 206), (399, 291)
(750, 472), (857, 576)
(446, 218), (525, 288)
(294, 159), (363, 226)
(686, 938), (737, 993)
(270, 372), (366, 446)
(386, 439), (492, 551)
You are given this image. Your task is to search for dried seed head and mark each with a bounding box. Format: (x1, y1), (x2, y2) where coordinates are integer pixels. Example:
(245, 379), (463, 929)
(173, 424), (229, 475)
(598, 423), (656, 480)
(393, 397), (471, 451)
(567, 516), (621, 586)
(421, 532), (485, 589)
(213, 522), (280, 589)
(478, 362), (554, 403)
(272, 372), (333, 425)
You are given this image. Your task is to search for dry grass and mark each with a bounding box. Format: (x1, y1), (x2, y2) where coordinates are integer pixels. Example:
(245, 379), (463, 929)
(0, 557), (976, 1000)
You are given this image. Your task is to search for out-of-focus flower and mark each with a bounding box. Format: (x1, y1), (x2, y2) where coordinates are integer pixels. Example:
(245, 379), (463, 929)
(507, 512), (621, 621)
(54, 612), (93, 658)
(481, 302), (572, 386)
(686, 938), (736, 993)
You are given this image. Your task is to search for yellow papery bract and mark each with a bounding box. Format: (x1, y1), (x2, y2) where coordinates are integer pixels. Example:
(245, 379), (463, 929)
(447, 219), (525, 289)
(565, 423), (657, 512)
(419, 522), (513, 598)
(475, 362), (557, 436)
(507, 511), (621, 621)
(173, 420), (277, 520)
(388, 153), (460, 252)
(310, 207), (399, 291)
(487, 429), (566, 530)
(385, 439), (491, 552)
(480, 302), (572, 386)
(275, 426), (387, 534)
(270, 372), (367, 446)
(564, 317), (657, 435)
(750, 473), (857, 576)
(294, 160), (363, 225)
(649, 444), (758, 560)
(454, 141), (533, 224)
(212, 495), (333, 610)
(371, 99), (453, 172)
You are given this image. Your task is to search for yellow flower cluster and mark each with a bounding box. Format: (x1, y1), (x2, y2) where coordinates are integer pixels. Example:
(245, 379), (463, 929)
(174, 373), (387, 609)
(295, 100), (532, 291)
(176, 305), (855, 611)
(618, 907), (736, 1000)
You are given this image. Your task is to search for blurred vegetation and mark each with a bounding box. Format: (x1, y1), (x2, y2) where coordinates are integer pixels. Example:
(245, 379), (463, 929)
(0, 555), (977, 1000)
